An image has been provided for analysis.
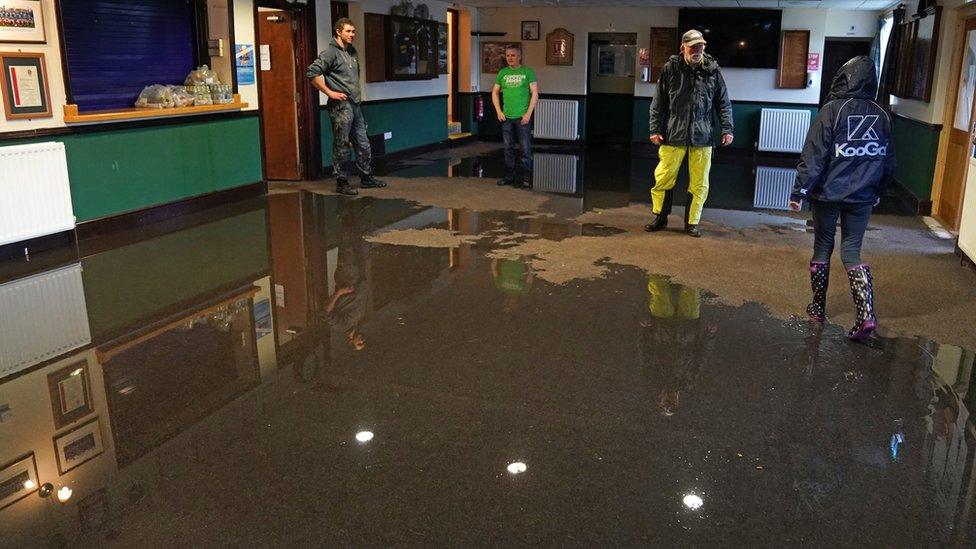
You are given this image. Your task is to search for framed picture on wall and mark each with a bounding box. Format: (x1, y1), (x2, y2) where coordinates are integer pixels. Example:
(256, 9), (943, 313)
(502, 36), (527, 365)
(54, 417), (105, 475)
(0, 0), (46, 44)
(0, 51), (52, 120)
(521, 21), (540, 41)
(0, 453), (39, 510)
(48, 360), (95, 430)
(482, 42), (521, 73)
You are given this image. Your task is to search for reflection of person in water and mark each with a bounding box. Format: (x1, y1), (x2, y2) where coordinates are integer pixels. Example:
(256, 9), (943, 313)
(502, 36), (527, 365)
(326, 199), (372, 351)
(492, 256), (534, 314)
(637, 275), (716, 416)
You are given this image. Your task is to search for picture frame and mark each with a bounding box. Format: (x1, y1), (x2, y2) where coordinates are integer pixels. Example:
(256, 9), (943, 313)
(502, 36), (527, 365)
(0, 51), (52, 120)
(481, 41), (521, 73)
(0, 0), (46, 44)
(54, 417), (105, 475)
(48, 360), (95, 430)
(0, 453), (39, 510)
(546, 28), (574, 66)
(521, 21), (540, 41)
(386, 15), (438, 81)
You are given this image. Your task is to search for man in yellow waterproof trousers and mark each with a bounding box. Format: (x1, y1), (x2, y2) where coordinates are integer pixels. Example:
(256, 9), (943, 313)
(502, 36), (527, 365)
(645, 29), (734, 238)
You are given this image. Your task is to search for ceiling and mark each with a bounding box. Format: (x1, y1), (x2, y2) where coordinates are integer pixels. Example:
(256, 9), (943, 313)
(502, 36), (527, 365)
(458, 0), (896, 10)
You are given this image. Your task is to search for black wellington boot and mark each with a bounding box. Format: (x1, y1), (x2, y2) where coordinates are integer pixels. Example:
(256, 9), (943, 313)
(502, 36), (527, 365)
(806, 261), (829, 321)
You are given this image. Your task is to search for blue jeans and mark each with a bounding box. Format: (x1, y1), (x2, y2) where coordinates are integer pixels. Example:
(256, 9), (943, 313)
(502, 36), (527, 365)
(502, 118), (533, 181)
(811, 201), (873, 268)
(327, 100), (372, 181)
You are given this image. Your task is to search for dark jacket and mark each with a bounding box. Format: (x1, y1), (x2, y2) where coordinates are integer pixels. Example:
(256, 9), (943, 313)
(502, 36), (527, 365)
(306, 40), (362, 103)
(649, 54), (733, 147)
(792, 56), (894, 204)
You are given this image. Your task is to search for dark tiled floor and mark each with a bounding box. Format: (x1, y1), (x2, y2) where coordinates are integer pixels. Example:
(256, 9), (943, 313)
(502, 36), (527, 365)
(0, 145), (970, 546)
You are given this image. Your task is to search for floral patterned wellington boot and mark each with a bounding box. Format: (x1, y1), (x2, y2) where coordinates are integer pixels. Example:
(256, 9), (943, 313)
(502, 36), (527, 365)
(806, 261), (829, 321)
(846, 264), (877, 341)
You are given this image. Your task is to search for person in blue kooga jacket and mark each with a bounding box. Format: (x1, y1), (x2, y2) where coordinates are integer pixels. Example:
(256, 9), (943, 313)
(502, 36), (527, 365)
(790, 56), (895, 341)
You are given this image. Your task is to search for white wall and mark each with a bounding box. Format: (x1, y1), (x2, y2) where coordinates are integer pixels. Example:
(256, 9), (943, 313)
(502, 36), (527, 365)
(0, 0), (67, 132)
(476, 7), (884, 105)
(235, 0), (259, 110)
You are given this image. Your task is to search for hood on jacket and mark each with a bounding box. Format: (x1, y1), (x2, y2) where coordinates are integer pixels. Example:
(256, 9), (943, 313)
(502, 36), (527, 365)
(826, 55), (877, 102)
(668, 53), (720, 73)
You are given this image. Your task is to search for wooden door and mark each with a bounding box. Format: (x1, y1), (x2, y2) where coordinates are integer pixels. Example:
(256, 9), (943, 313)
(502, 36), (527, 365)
(940, 18), (976, 229)
(259, 10), (301, 181)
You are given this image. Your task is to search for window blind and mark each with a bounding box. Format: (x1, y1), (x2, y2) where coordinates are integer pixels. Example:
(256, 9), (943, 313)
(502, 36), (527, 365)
(60, 0), (197, 111)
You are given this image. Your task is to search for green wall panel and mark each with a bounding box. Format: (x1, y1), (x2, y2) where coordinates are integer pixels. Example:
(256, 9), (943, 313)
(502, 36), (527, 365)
(319, 96), (448, 168)
(82, 207), (270, 339)
(587, 94), (633, 140)
(631, 99), (819, 150)
(0, 116), (262, 222)
(891, 115), (939, 201)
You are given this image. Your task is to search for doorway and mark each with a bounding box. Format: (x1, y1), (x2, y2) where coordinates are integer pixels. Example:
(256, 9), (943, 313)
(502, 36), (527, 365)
(255, 2), (321, 181)
(820, 38), (872, 106)
(935, 17), (976, 231)
(586, 33), (637, 143)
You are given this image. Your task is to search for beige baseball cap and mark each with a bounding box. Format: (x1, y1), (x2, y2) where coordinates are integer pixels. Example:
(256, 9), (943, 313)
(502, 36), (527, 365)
(682, 29), (707, 46)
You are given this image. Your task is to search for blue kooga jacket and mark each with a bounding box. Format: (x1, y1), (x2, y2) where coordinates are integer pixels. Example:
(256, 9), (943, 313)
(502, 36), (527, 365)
(792, 56), (895, 204)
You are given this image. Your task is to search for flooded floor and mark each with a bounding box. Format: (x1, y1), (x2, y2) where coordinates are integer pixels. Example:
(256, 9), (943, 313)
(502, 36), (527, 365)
(2, 143), (976, 546)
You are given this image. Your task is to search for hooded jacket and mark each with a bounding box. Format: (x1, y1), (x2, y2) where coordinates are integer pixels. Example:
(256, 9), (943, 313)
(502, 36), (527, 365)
(792, 56), (894, 204)
(306, 39), (362, 103)
(649, 54), (733, 147)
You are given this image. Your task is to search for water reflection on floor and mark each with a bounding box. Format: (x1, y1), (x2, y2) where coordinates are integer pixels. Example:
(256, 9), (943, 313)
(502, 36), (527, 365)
(380, 142), (916, 216)
(0, 192), (968, 546)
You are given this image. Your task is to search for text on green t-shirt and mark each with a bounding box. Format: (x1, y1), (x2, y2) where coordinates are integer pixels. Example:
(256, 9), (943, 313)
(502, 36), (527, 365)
(495, 66), (536, 119)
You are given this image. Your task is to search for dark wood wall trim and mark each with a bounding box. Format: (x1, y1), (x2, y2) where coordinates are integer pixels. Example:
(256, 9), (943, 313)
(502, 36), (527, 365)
(76, 181), (266, 242)
(0, 110), (260, 141)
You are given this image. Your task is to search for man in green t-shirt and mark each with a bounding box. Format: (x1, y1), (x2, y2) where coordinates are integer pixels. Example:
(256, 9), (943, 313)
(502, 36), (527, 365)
(491, 47), (538, 188)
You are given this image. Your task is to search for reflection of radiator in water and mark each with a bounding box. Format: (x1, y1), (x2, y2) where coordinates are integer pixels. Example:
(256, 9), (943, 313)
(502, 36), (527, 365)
(0, 264), (91, 379)
(0, 142), (75, 246)
(758, 108), (810, 153)
(533, 99), (579, 140)
(753, 166), (797, 210)
(532, 153), (578, 194)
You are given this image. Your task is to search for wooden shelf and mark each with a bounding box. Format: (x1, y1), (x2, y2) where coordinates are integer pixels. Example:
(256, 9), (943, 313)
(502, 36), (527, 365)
(63, 93), (248, 124)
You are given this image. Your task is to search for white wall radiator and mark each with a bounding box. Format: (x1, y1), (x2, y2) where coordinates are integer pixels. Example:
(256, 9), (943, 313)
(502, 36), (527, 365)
(0, 263), (91, 379)
(0, 142), (75, 247)
(754, 166), (798, 210)
(758, 108), (811, 154)
(532, 153), (578, 194)
(533, 99), (579, 141)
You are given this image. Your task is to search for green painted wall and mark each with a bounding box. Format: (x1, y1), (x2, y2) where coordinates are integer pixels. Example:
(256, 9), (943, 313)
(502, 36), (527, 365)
(319, 96), (448, 168)
(891, 115), (939, 201)
(631, 99), (819, 150)
(1, 116), (263, 222)
(82, 206), (270, 340)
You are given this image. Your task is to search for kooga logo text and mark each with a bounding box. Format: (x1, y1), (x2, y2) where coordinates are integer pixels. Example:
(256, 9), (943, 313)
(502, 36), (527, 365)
(834, 142), (887, 158)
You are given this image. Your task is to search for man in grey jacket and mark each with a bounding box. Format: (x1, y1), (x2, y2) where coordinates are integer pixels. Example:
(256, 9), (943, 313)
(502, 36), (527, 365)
(308, 18), (385, 195)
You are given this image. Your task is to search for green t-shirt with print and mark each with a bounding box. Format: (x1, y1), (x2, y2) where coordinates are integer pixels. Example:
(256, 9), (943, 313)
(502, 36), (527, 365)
(495, 65), (536, 119)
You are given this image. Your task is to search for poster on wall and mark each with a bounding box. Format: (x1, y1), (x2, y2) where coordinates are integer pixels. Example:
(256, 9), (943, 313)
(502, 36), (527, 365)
(236, 44), (255, 85)
(0, 0), (46, 44)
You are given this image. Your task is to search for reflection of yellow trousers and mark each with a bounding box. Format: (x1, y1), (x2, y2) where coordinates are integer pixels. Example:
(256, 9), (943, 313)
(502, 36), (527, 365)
(647, 275), (701, 320)
(651, 145), (712, 225)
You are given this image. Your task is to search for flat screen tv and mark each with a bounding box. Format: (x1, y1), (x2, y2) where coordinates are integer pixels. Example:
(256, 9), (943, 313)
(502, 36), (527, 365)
(676, 9), (782, 69)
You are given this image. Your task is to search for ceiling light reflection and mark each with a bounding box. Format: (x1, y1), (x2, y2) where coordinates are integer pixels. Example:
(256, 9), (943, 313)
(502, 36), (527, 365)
(507, 462), (527, 474)
(683, 494), (704, 510)
(355, 431), (374, 443)
(23, 479), (36, 490)
(57, 486), (73, 503)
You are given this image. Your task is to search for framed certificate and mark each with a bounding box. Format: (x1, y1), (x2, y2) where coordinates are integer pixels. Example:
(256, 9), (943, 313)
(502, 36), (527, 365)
(47, 360), (94, 430)
(0, 51), (52, 120)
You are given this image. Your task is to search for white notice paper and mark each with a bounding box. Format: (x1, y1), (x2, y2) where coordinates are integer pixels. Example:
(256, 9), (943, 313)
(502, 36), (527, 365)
(9, 66), (42, 108)
(260, 45), (271, 71)
(58, 375), (86, 414)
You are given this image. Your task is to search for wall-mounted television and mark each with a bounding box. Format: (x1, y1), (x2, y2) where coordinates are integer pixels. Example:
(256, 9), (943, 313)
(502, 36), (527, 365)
(676, 9), (782, 69)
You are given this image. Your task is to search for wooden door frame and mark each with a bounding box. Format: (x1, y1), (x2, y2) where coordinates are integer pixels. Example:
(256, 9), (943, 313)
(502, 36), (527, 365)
(254, 1), (321, 182)
(932, 11), (976, 228)
(449, 8), (460, 123)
